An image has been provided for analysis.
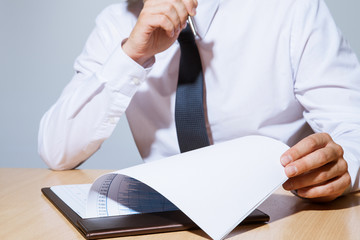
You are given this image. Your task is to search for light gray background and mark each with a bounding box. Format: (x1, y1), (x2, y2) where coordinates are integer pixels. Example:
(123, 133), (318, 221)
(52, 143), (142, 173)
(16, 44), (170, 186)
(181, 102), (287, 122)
(1, 0), (359, 169)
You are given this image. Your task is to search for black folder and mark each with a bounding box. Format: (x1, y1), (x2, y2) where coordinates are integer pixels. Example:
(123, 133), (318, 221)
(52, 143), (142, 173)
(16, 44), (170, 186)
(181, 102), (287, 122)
(42, 187), (269, 239)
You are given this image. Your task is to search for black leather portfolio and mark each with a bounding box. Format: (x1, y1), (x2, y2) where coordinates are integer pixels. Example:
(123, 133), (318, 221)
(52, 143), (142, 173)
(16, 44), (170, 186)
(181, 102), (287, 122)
(42, 187), (269, 239)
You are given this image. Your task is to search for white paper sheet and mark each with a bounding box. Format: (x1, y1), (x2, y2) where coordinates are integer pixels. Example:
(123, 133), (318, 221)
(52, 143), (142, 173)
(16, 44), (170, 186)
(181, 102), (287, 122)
(87, 135), (289, 240)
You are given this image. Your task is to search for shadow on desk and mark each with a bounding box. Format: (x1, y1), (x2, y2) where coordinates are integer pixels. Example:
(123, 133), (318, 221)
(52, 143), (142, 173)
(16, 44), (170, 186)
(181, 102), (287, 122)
(266, 191), (360, 223)
(225, 191), (360, 239)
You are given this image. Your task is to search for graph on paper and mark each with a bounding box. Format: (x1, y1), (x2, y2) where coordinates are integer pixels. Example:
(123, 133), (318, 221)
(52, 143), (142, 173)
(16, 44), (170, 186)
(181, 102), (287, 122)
(51, 174), (178, 219)
(86, 173), (178, 218)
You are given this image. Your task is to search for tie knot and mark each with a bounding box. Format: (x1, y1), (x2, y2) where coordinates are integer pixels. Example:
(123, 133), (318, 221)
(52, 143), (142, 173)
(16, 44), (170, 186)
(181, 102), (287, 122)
(178, 24), (195, 44)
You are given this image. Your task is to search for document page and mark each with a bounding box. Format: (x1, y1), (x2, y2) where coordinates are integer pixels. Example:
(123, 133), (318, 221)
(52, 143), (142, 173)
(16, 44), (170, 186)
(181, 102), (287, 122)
(51, 179), (178, 219)
(86, 173), (178, 218)
(51, 184), (91, 218)
(86, 135), (289, 240)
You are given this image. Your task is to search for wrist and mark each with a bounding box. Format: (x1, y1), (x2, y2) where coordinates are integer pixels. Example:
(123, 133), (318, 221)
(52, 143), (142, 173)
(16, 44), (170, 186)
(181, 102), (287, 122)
(122, 38), (153, 66)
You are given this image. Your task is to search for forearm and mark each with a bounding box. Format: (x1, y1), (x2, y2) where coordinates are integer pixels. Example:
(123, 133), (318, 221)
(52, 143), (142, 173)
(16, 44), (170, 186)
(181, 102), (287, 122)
(38, 0), (198, 169)
(38, 75), (124, 170)
(284, 0), (360, 199)
(39, 41), (149, 170)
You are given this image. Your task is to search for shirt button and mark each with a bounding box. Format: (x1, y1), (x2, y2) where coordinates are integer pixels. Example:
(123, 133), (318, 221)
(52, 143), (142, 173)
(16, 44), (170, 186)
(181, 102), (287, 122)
(131, 77), (140, 85)
(109, 117), (116, 124)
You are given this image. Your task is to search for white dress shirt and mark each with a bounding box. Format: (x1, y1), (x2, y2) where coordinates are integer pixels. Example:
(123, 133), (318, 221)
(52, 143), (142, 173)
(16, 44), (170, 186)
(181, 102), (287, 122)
(38, 0), (360, 192)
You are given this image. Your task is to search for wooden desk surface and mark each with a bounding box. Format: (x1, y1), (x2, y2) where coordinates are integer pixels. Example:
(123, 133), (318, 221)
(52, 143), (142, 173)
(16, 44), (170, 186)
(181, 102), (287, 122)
(1, 168), (359, 240)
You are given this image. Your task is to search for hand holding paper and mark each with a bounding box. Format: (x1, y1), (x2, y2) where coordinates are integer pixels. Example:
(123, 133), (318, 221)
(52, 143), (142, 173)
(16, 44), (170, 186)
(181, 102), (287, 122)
(281, 133), (350, 202)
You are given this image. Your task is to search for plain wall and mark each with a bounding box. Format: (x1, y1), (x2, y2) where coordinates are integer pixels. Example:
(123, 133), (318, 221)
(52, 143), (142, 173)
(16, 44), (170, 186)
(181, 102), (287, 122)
(1, 0), (359, 169)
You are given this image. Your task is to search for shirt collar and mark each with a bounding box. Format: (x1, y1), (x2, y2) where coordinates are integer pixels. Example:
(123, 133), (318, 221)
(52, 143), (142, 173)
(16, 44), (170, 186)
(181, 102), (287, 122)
(193, 0), (220, 39)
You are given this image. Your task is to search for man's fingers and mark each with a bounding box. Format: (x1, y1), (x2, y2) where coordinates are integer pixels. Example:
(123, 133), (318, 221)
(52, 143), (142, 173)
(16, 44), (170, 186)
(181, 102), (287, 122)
(140, 11), (177, 38)
(295, 172), (351, 200)
(280, 133), (349, 201)
(141, 4), (180, 37)
(182, 0), (198, 16)
(283, 158), (348, 190)
(281, 133), (344, 178)
(284, 144), (341, 178)
(124, 0), (199, 65)
(280, 133), (332, 166)
(143, 0), (197, 37)
(159, 1), (187, 29)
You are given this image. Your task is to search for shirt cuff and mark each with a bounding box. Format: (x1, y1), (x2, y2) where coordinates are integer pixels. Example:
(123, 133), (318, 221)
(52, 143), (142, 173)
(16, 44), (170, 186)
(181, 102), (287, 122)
(343, 150), (360, 194)
(335, 138), (360, 194)
(98, 39), (153, 97)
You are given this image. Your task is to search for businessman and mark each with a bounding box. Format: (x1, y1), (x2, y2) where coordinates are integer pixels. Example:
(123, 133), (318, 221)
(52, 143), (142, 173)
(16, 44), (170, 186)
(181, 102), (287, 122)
(38, 0), (360, 202)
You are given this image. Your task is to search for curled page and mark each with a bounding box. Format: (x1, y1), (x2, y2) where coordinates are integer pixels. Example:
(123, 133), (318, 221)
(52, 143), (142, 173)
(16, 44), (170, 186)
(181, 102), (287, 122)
(86, 135), (289, 240)
(86, 174), (178, 217)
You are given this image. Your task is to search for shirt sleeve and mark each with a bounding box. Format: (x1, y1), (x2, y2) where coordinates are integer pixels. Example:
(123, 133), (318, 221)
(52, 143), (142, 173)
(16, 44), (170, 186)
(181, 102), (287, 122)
(291, 0), (360, 192)
(38, 5), (151, 170)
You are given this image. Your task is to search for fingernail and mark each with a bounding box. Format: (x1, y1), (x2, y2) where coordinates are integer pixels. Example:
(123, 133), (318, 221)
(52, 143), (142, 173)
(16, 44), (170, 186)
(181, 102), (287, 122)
(175, 26), (180, 35)
(296, 189), (306, 197)
(283, 181), (293, 190)
(291, 189), (299, 197)
(280, 155), (292, 166)
(285, 166), (298, 177)
(182, 22), (187, 29)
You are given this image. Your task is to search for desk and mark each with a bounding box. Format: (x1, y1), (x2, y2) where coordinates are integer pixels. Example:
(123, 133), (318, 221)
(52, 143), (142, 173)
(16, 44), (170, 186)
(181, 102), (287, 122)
(1, 168), (359, 240)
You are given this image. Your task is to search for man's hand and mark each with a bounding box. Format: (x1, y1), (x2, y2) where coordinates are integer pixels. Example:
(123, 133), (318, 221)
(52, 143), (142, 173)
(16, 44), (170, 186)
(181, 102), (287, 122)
(122, 0), (197, 66)
(281, 133), (351, 202)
